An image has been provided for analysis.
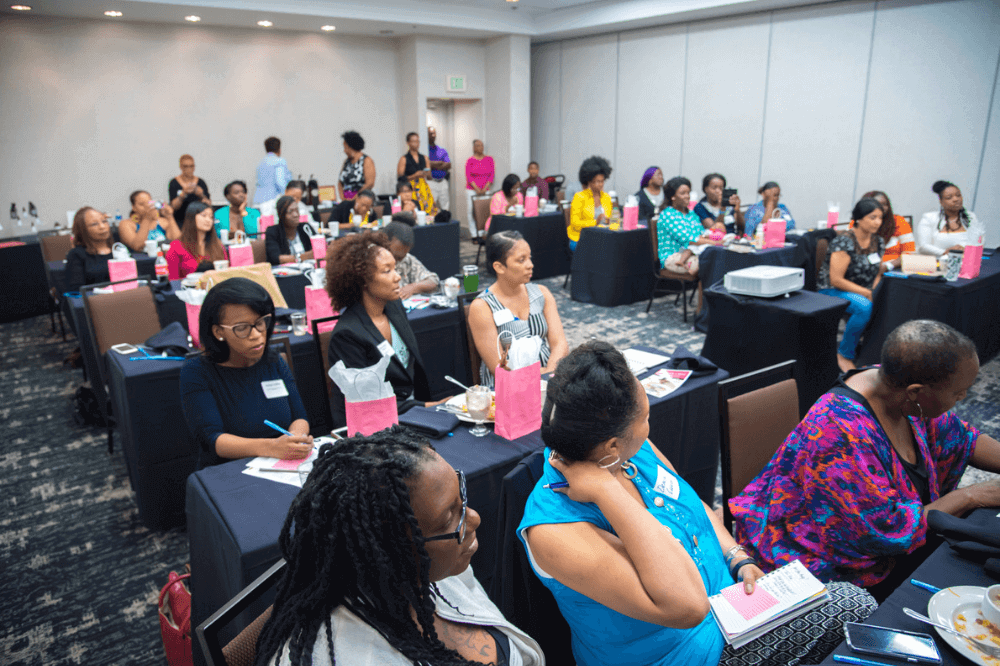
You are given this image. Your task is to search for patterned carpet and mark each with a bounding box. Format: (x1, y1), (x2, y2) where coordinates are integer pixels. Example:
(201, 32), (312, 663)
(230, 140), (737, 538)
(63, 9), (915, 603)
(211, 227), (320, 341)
(1, 240), (997, 665)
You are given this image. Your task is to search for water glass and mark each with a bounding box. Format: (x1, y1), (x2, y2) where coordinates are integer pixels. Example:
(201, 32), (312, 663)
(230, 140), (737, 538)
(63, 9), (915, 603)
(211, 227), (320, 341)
(462, 265), (479, 293)
(442, 277), (461, 306)
(297, 460), (313, 488)
(144, 239), (159, 256)
(466, 386), (491, 437)
(290, 312), (307, 337)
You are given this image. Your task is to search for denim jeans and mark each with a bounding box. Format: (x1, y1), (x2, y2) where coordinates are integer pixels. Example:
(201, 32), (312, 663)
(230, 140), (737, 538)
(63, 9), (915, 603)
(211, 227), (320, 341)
(819, 288), (872, 360)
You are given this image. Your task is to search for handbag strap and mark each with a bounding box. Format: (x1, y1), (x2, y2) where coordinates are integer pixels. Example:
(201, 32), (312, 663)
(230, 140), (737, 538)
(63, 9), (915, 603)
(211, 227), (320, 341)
(158, 572), (191, 608)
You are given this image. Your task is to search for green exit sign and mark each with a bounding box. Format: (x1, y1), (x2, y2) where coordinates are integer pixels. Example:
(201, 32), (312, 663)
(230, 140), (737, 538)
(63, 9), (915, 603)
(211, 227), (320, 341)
(447, 75), (466, 93)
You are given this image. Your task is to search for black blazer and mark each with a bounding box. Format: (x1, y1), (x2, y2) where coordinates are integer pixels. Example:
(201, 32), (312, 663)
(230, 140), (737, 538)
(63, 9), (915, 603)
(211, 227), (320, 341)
(265, 221), (317, 265)
(636, 188), (663, 221)
(327, 299), (430, 427)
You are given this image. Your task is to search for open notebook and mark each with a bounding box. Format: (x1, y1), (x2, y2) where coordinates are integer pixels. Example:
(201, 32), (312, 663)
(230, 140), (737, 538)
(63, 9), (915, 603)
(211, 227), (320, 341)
(709, 560), (829, 648)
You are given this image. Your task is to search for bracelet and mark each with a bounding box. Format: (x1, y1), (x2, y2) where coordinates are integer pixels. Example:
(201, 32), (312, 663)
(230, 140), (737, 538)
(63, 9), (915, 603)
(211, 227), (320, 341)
(730, 557), (758, 581)
(724, 545), (746, 563)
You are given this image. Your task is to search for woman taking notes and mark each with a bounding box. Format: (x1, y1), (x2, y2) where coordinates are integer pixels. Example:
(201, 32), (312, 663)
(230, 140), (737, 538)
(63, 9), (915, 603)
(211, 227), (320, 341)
(568, 156), (613, 251)
(519, 341), (874, 666)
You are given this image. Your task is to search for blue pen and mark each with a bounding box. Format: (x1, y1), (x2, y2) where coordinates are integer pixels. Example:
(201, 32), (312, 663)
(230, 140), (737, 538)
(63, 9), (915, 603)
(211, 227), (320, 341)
(129, 355), (186, 361)
(910, 579), (941, 594)
(833, 655), (892, 666)
(264, 420), (294, 437)
(543, 481), (569, 490)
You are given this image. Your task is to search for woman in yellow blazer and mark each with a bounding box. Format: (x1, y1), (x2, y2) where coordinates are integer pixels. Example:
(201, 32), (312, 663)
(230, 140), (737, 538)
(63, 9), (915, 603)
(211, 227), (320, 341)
(568, 155), (613, 250)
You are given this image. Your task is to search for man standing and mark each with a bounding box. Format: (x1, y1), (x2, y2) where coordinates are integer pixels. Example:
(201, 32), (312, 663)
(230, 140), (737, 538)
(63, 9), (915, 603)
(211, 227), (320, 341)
(426, 127), (451, 212)
(254, 136), (292, 204)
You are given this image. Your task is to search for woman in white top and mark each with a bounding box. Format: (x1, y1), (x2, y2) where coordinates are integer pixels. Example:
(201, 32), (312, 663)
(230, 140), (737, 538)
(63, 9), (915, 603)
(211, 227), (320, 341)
(916, 180), (982, 255)
(255, 427), (545, 666)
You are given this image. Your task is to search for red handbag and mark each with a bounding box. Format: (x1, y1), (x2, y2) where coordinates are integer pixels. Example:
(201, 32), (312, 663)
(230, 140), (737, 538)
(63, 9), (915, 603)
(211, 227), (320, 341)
(158, 570), (193, 666)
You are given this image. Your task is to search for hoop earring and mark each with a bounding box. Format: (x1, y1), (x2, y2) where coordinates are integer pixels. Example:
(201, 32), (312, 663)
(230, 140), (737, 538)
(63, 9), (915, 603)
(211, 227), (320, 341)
(597, 454), (620, 469)
(621, 461), (639, 479)
(909, 399), (924, 420)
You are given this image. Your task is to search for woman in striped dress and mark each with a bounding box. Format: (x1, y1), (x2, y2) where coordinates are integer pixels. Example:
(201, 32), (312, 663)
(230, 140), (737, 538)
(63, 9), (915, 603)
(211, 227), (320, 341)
(468, 231), (569, 388)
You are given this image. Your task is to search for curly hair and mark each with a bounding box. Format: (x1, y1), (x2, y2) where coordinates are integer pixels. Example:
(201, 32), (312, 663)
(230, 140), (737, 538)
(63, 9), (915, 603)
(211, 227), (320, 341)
(578, 155), (612, 187)
(325, 230), (392, 310)
(341, 130), (365, 152)
(253, 426), (484, 666)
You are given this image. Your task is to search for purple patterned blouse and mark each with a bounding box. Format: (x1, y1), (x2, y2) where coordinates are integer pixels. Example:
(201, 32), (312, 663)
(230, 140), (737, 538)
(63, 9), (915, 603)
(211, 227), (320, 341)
(730, 391), (979, 588)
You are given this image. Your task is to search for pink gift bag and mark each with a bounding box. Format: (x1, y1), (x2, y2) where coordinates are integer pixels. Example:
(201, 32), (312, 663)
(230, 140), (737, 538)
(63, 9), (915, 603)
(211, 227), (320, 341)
(228, 243), (254, 267)
(299, 213), (309, 224)
(108, 259), (138, 291)
(958, 244), (983, 279)
(310, 235), (327, 268)
(345, 396), (398, 437)
(623, 205), (638, 231)
(305, 286), (336, 333)
(494, 361), (541, 441)
(259, 214), (274, 233)
(391, 198), (402, 214)
(827, 210), (839, 228)
(525, 195), (539, 217)
(763, 220), (786, 248)
(186, 303), (202, 347)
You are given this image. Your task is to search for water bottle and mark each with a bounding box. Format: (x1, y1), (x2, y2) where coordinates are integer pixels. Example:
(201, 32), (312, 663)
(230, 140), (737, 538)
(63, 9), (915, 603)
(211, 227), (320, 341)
(115, 209), (123, 226)
(155, 251), (169, 282)
(21, 207), (28, 227)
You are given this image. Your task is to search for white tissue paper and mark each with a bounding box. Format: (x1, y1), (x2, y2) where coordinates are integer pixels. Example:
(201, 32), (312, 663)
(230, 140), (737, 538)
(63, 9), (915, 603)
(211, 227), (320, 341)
(526, 186), (538, 197)
(626, 194), (638, 207)
(507, 336), (544, 370)
(329, 356), (395, 402)
(111, 242), (132, 260)
(176, 288), (208, 306)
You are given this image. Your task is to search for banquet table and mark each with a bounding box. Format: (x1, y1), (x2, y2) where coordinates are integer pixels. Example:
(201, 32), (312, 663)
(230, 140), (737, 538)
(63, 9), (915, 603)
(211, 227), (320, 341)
(48, 253), (158, 298)
(700, 285), (849, 416)
(488, 213), (571, 279)
(1, 241), (52, 322)
(411, 220), (461, 280)
(857, 252), (1000, 365)
(571, 227), (656, 306)
(818, 508), (1000, 666)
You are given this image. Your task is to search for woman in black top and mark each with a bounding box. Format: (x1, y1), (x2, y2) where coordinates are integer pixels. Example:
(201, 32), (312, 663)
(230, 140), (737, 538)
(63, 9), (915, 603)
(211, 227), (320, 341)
(338, 130), (376, 201)
(265, 195), (317, 265)
(396, 132), (440, 216)
(65, 207), (114, 293)
(168, 153), (211, 228)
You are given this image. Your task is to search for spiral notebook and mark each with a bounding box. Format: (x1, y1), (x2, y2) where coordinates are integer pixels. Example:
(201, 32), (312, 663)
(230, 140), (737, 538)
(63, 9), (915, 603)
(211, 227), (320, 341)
(708, 560), (829, 648)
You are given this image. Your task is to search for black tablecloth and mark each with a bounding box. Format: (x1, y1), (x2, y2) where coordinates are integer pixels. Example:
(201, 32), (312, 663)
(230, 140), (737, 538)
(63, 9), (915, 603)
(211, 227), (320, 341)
(49, 253), (157, 298)
(819, 508), (1000, 666)
(411, 221), (461, 280)
(701, 285), (849, 416)
(571, 227), (656, 306)
(488, 213), (571, 279)
(1, 242), (51, 322)
(695, 244), (807, 333)
(857, 253), (1000, 365)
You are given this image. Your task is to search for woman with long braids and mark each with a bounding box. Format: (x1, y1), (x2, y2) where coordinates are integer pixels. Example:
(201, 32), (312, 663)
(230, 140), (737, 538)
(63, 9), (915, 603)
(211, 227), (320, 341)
(254, 426), (545, 666)
(916, 180), (983, 256)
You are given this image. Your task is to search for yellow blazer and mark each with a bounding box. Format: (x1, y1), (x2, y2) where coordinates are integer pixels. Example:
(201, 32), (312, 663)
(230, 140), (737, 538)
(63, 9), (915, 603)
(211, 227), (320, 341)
(569, 190), (613, 243)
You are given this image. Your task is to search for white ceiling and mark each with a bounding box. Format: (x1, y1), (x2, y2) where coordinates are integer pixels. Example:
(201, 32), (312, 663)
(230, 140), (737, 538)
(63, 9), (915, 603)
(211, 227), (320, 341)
(0, 0), (838, 39)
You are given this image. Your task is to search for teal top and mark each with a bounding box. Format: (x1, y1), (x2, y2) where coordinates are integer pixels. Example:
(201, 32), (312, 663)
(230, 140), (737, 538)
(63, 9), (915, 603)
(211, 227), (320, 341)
(214, 206), (261, 238)
(388, 320), (411, 369)
(656, 207), (704, 267)
(518, 441), (730, 666)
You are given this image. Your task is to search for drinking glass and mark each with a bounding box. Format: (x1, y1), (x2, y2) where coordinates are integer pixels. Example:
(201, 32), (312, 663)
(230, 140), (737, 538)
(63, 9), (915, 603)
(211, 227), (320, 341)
(462, 265), (479, 292)
(442, 277), (461, 306)
(297, 460), (313, 488)
(290, 312), (307, 337)
(465, 386), (491, 437)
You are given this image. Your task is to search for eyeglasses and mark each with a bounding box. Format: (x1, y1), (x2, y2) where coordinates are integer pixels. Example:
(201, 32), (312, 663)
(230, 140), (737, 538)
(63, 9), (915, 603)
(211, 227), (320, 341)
(216, 314), (272, 339)
(424, 470), (467, 545)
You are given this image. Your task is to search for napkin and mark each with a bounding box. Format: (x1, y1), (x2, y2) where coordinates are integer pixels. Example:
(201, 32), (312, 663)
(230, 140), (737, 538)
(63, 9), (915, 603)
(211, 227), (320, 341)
(144, 322), (194, 357)
(666, 345), (719, 377)
(399, 407), (460, 437)
(927, 509), (1000, 547)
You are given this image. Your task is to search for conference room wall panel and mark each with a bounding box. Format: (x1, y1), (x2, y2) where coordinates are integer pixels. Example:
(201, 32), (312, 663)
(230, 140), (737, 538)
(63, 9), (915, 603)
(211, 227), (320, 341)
(973, 66), (1000, 249)
(529, 42), (563, 179)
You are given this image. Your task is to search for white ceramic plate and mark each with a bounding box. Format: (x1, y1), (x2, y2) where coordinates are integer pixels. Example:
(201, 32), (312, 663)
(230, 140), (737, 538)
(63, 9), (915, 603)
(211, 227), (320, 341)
(272, 266), (303, 277)
(927, 585), (1000, 665)
(181, 272), (204, 288)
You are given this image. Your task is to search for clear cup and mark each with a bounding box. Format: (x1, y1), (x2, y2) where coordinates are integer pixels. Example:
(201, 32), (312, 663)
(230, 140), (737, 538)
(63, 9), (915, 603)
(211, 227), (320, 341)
(219, 229), (229, 244)
(465, 386), (491, 437)
(416, 210), (427, 225)
(290, 312), (307, 337)
(442, 277), (461, 306)
(353, 214), (362, 226)
(462, 265), (479, 293)
(144, 239), (159, 256)
(213, 260), (230, 271)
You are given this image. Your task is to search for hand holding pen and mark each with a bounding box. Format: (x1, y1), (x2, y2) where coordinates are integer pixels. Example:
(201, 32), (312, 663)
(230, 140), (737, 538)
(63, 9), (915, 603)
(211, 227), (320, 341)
(264, 420), (313, 460)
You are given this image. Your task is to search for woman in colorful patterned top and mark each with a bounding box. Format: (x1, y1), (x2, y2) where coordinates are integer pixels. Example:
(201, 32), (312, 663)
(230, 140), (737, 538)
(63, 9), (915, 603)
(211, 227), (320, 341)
(656, 176), (720, 275)
(743, 181), (795, 238)
(731, 320), (1000, 602)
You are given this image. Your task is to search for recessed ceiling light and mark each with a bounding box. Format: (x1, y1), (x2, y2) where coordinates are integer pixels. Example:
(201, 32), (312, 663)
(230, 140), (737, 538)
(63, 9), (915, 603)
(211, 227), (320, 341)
(104, 10), (123, 17)
(321, 25), (336, 31)
(11, 5), (32, 10)
(185, 15), (201, 22)
(257, 20), (273, 27)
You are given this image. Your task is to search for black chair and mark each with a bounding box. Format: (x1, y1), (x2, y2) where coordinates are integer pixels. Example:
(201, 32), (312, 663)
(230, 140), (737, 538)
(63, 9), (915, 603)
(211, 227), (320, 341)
(196, 559), (285, 666)
(457, 291), (483, 385)
(645, 216), (698, 321)
(269, 336), (293, 375)
(310, 314), (341, 422)
(718, 360), (798, 531)
(489, 450), (575, 666)
(38, 230), (73, 339)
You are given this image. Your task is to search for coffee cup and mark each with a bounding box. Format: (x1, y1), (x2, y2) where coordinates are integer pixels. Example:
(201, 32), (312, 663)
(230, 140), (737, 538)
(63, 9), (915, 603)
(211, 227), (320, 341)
(144, 239), (159, 256)
(514, 204), (524, 218)
(416, 210), (427, 226)
(213, 260), (230, 271)
(982, 584), (1000, 628)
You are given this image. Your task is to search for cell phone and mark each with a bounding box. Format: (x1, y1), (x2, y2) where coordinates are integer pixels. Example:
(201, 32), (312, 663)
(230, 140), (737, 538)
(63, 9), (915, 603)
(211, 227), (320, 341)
(722, 188), (738, 204)
(844, 622), (941, 663)
(111, 343), (138, 355)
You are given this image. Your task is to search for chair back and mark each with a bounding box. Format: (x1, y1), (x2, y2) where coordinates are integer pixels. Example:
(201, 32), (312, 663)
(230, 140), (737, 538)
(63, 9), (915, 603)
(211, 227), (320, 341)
(269, 336), (293, 375)
(311, 314), (341, 398)
(82, 281), (161, 357)
(472, 197), (491, 236)
(718, 360), (799, 530)
(457, 291), (482, 386)
(196, 559), (286, 666)
(250, 239), (266, 264)
(562, 204), (571, 228)
(815, 237), (829, 284)
(488, 450), (574, 665)
(39, 232), (74, 262)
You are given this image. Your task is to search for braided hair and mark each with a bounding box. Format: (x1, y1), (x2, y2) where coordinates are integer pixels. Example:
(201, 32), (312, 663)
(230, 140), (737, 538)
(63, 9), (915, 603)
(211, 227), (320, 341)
(253, 426), (482, 666)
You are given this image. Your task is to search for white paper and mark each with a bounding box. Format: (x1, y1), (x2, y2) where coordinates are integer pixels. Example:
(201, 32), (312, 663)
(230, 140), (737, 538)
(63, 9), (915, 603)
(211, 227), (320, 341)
(641, 369), (693, 398)
(622, 348), (671, 376)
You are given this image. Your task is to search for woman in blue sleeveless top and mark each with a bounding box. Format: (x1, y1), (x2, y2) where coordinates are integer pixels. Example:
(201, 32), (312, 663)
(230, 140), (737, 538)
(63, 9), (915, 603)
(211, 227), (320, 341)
(518, 341), (875, 666)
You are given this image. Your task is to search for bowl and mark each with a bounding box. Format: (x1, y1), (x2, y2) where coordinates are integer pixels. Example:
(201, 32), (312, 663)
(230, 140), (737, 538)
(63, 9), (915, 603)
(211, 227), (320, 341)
(983, 584), (1000, 628)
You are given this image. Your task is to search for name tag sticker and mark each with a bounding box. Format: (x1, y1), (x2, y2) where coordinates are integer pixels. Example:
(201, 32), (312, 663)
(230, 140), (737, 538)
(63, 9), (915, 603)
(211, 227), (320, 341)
(493, 308), (515, 326)
(261, 379), (289, 399)
(654, 466), (680, 500)
(868, 253), (881, 264)
(377, 340), (395, 358)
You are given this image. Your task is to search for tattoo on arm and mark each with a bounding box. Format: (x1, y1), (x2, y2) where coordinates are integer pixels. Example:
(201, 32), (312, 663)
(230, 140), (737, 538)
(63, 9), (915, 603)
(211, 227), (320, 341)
(436, 619), (496, 660)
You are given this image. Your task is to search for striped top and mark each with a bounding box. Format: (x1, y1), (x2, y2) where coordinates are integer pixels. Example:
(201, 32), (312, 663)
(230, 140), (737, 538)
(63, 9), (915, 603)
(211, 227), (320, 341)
(477, 284), (550, 388)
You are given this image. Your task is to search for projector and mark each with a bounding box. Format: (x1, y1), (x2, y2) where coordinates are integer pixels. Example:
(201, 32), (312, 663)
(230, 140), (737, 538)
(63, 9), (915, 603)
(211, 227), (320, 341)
(724, 265), (805, 298)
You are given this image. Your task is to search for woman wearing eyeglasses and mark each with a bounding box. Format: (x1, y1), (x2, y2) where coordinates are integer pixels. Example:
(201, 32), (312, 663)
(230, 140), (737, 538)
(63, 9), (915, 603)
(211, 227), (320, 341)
(180, 278), (313, 469)
(255, 426), (544, 666)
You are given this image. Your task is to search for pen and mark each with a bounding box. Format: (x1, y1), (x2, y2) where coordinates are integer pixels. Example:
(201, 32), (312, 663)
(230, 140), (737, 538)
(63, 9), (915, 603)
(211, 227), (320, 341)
(264, 420), (293, 437)
(833, 655), (892, 666)
(909, 579), (941, 594)
(129, 355), (186, 361)
(543, 481), (569, 490)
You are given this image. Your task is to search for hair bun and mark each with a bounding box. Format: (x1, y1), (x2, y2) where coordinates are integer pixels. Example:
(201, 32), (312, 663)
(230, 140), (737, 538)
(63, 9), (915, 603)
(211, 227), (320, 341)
(932, 180), (953, 195)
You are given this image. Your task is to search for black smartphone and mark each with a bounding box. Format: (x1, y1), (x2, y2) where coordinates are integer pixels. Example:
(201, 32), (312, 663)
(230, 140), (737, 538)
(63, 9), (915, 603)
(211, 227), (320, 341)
(722, 188), (738, 205)
(844, 622), (942, 663)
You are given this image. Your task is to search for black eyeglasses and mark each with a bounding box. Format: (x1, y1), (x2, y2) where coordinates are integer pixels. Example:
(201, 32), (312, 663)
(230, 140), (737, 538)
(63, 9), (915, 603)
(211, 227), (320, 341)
(217, 314), (272, 339)
(424, 470), (467, 545)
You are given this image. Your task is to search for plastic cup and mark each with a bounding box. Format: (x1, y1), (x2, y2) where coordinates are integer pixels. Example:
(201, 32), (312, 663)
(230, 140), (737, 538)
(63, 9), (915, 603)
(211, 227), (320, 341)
(353, 214), (362, 226)
(213, 260), (230, 271)
(416, 210), (427, 225)
(462, 265), (479, 293)
(290, 312), (307, 337)
(219, 229), (229, 244)
(144, 239), (159, 256)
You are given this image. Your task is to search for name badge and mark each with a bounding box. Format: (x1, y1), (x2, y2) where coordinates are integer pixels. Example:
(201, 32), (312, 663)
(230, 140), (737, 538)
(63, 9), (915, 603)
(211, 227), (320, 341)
(377, 340), (395, 358)
(261, 379), (289, 399)
(654, 466), (680, 500)
(867, 253), (881, 265)
(493, 308), (515, 326)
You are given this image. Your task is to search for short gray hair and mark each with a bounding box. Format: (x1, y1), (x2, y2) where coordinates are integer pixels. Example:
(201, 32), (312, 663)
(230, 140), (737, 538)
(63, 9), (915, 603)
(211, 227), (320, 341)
(384, 221), (415, 248)
(880, 320), (977, 387)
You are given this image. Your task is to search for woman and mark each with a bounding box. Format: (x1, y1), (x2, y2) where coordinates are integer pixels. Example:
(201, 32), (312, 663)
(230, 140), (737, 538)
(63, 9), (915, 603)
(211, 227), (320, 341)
(916, 180), (982, 256)
(468, 231), (568, 388)
(214, 180), (261, 238)
(338, 130), (376, 201)
(635, 167), (664, 221)
(168, 154), (211, 228)
(694, 173), (744, 235)
(485, 174), (524, 233)
(120, 190), (180, 252)
(519, 341), (875, 666)
(166, 202), (227, 280)
(568, 156), (613, 251)
(397, 178), (419, 214)
(655, 176), (720, 276)
(743, 181), (795, 238)
(265, 195), (317, 265)
(732, 320), (1000, 602)
(817, 198), (886, 371)
(520, 161), (549, 201)
(65, 207), (114, 293)
(851, 190), (913, 270)
(396, 132), (439, 216)
(254, 427), (545, 666)
(466, 140), (496, 237)
(180, 278), (312, 469)
(325, 232), (448, 425)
